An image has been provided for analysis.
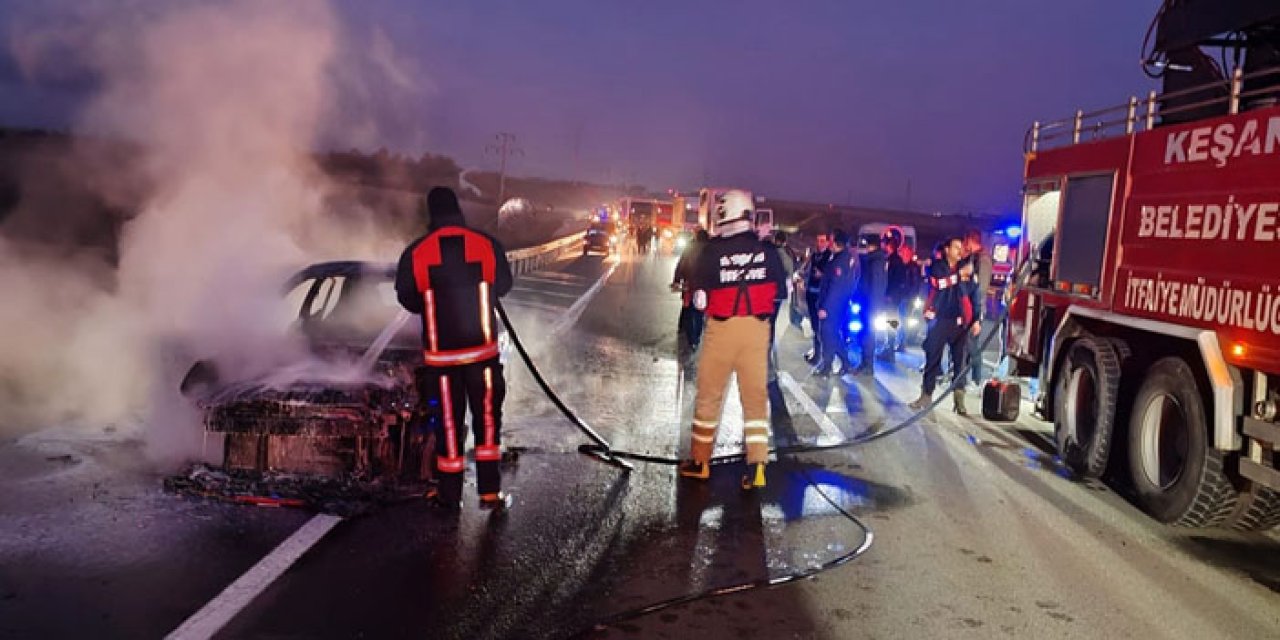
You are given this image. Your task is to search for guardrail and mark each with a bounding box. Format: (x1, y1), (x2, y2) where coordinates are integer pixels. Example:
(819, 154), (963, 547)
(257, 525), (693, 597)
(1025, 64), (1280, 154)
(506, 230), (587, 276)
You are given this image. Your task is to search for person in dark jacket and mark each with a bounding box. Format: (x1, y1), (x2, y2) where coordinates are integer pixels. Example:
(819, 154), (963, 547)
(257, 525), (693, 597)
(854, 233), (889, 376)
(883, 229), (914, 353)
(961, 229), (995, 388)
(673, 228), (710, 349)
(396, 187), (514, 510)
(802, 233), (833, 363)
(909, 237), (982, 414)
(767, 230), (795, 427)
(813, 229), (859, 377)
(679, 190), (788, 490)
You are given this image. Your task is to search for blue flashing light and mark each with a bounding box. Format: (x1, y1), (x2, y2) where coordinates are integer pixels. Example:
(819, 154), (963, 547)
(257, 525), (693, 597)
(1005, 225), (1022, 239)
(848, 321), (864, 334)
(850, 302), (862, 315)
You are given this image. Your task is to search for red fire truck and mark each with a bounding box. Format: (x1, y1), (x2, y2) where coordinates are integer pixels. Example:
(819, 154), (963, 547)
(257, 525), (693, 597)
(1004, 1), (1280, 530)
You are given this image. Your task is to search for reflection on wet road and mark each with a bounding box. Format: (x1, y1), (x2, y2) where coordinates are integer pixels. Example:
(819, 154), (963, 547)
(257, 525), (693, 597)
(3, 250), (1279, 640)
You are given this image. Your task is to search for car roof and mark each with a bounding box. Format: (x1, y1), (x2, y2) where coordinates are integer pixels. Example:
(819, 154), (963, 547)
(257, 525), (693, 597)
(283, 261), (396, 291)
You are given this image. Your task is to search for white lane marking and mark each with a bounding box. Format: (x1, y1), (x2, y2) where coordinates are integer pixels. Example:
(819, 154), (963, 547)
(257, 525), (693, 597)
(511, 286), (581, 299)
(503, 299), (568, 315)
(166, 514), (343, 640)
(778, 371), (845, 445)
(519, 273), (584, 286)
(548, 262), (618, 338)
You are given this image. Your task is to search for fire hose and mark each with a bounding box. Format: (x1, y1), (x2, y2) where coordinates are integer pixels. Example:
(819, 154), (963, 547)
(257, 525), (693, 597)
(494, 271), (1018, 635)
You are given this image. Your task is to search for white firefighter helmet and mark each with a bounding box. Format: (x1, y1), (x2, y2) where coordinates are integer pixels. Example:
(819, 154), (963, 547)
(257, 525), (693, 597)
(713, 189), (754, 232)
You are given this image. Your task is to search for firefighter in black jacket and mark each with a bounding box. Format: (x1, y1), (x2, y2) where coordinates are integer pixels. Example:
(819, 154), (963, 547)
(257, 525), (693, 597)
(909, 237), (982, 414)
(396, 187), (514, 510)
(678, 190), (788, 489)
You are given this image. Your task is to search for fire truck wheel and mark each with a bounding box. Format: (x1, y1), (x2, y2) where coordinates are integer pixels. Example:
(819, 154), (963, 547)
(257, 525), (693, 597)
(1127, 357), (1237, 527)
(1226, 485), (1280, 532)
(1052, 337), (1120, 478)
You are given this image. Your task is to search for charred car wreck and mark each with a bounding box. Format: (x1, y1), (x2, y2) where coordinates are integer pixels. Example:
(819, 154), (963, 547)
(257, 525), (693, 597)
(181, 261), (505, 483)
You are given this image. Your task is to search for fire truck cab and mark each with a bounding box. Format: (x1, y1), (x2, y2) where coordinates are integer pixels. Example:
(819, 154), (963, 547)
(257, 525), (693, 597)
(1006, 1), (1280, 531)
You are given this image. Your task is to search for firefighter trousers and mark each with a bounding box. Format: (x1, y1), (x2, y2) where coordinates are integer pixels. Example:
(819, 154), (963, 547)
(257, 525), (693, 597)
(921, 319), (969, 396)
(690, 316), (771, 465)
(416, 358), (505, 503)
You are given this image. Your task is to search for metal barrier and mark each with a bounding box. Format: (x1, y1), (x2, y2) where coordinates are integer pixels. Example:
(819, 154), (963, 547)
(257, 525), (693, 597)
(506, 230), (587, 276)
(1026, 65), (1280, 153)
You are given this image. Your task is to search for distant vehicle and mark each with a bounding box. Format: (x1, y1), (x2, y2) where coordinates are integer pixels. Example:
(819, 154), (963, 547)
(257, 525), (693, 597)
(674, 229), (694, 253)
(583, 221), (618, 256)
(856, 222), (917, 253)
(755, 208), (775, 239)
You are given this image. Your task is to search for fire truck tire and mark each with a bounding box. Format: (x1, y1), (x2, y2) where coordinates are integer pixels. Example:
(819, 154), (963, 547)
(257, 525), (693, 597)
(1127, 357), (1237, 527)
(1052, 337), (1120, 479)
(1226, 485), (1280, 532)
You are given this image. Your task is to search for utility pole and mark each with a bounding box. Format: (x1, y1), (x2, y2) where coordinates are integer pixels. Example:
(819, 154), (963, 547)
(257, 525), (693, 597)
(486, 132), (523, 205)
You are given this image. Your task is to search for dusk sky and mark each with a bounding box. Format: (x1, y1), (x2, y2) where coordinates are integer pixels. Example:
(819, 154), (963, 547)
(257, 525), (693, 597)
(0, 0), (1163, 214)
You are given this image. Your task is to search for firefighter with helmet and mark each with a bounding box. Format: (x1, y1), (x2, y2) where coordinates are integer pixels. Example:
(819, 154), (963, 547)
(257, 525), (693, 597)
(679, 190), (789, 489)
(396, 187), (515, 511)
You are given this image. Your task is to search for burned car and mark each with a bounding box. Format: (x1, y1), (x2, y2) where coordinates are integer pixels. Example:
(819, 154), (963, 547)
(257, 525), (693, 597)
(181, 261), (507, 480)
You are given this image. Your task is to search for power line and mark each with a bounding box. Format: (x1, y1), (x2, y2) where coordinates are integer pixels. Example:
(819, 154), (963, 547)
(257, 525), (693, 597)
(485, 132), (524, 205)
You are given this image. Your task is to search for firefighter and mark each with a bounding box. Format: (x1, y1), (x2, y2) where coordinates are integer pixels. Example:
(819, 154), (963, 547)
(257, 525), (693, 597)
(678, 190), (788, 489)
(673, 228), (710, 349)
(802, 232), (833, 363)
(395, 187), (514, 510)
(813, 229), (859, 377)
(909, 237), (982, 414)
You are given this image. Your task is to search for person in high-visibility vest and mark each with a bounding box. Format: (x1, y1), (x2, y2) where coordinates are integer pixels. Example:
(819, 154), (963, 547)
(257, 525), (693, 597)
(396, 187), (514, 510)
(678, 190), (789, 489)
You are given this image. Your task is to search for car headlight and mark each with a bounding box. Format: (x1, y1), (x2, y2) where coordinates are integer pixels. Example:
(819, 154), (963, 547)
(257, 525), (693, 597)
(872, 313), (890, 331)
(907, 318), (920, 328)
(913, 298), (924, 310)
(675, 237), (688, 250)
(663, 229), (674, 239)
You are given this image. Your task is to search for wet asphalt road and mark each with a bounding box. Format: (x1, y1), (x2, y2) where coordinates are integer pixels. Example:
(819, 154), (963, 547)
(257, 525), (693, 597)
(3, 249), (1280, 639)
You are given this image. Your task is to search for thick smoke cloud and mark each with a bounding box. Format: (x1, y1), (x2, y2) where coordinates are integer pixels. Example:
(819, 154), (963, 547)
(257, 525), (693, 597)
(0, 1), (427, 465)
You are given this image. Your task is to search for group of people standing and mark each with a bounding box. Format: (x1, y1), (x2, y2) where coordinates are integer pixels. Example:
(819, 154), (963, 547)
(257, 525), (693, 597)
(797, 226), (993, 414)
(799, 227), (918, 378)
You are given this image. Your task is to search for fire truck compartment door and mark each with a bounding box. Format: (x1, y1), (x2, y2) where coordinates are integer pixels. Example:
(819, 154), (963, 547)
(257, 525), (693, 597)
(1056, 174), (1115, 294)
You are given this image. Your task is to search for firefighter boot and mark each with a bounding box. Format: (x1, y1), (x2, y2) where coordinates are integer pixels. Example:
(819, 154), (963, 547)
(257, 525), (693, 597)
(953, 389), (968, 416)
(423, 484), (462, 512)
(679, 460), (710, 480)
(479, 491), (512, 511)
(908, 391), (932, 412)
(741, 462), (767, 490)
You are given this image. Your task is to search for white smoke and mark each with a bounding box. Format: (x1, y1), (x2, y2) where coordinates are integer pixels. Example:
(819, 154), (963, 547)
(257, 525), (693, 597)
(0, 1), (428, 465)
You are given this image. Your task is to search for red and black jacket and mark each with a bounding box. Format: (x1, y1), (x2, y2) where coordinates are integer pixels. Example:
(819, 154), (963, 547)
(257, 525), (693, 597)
(925, 259), (981, 325)
(395, 226), (513, 366)
(693, 230), (788, 320)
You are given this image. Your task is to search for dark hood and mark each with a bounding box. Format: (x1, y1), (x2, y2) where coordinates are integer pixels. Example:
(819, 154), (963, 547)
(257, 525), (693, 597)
(427, 186), (467, 230)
